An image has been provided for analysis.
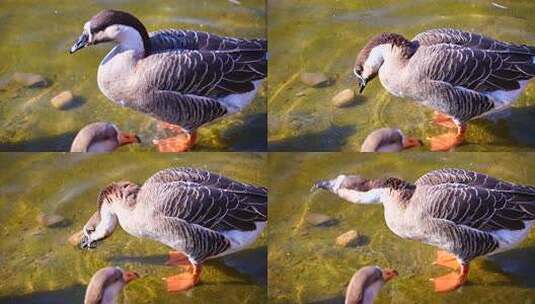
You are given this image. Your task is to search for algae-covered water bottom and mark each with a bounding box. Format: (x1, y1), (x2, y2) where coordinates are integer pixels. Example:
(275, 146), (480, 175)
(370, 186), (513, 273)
(0, 153), (267, 303)
(268, 153), (535, 303)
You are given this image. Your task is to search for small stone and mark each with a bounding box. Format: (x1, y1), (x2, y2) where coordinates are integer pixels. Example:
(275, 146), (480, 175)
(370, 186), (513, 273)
(68, 230), (84, 246)
(12, 72), (48, 88)
(295, 91), (306, 97)
(300, 72), (332, 88)
(332, 89), (356, 107)
(50, 91), (75, 110)
(306, 213), (336, 227)
(36, 212), (66, 228)
(336, 230), (362, 247)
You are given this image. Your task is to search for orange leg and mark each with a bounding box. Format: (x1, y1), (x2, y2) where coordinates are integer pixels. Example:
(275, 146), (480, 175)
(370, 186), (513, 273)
(166, 251), (191, 266)
(431, 260), (469, 293)
(433, 250), (460, 270)
(165, 263), (202, 292)
(154, 131), (197, 152)
(429, 123), (466, 152)
(432, 111), (457, 129)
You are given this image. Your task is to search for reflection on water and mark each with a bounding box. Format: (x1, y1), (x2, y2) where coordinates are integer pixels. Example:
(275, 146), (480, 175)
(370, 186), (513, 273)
(0, 0), (266, 152)
(269, 153), (535, 303)
(268, 0), (535, 151)
(0, 153), (267, 303)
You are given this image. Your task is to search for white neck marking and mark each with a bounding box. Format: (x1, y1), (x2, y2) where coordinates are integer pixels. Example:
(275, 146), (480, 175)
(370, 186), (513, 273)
(336, 188), (386, 204)
(114, 25), (144, 54)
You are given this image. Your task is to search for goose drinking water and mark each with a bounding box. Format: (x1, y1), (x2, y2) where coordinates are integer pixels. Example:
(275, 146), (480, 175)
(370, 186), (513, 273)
(79, 167), (267, 292)
(313, 168), (535, 292)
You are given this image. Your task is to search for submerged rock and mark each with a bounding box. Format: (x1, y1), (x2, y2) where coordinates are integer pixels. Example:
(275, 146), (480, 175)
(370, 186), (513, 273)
(300, 72), (332, 88)
(68, 230), (84, 246)
(332, 89), (356, 107)
(336, 230), (363, 247)
(36, 212), (66, 228)
(306, 213), (336, 227)
(12, 72), (48, 88)
(50, 91), (75, 110)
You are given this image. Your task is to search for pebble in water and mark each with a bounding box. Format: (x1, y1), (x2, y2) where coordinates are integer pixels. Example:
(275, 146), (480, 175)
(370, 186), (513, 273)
(332, 89), (356, 107)
(50, 90), (75, 110)
(300, 72), (332, 88)
(306, 213), (336, 227)
(336, 230), (363, 247)
(12, 72), (48, 88)
(36, 212), (66, 228)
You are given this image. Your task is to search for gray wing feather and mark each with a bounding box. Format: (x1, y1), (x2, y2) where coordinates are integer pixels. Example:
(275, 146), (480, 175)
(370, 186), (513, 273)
(417, 80), (494, 122)
(413, 28), (535, 55)
(140, 168), (267, 231)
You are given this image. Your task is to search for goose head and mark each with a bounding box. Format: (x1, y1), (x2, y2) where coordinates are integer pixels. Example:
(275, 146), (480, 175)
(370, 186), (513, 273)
(70, 9), (150, 55)
(70, 122), (140, 152)
(353, 33), (413, 93)
(84, 266), (139, 304)
(312, 175), (387, 204)
(345, 266), (397, 304)
(361, 128), (422, 152)
(80, 181), (141, 249)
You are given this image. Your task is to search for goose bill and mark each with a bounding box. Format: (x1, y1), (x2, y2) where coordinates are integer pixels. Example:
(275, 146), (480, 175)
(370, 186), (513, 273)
(70, 33), (89, 54)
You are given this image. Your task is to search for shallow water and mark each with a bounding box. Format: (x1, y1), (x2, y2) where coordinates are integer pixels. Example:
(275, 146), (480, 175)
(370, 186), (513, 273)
(0, 152), (267, 303)
(269, 153), (535, 303)
(0, 0), (266, 152)
(268, 0), (535, 152)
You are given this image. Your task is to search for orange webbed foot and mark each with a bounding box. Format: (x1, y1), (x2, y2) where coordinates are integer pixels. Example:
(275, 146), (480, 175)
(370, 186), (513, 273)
(154, 131), (197, 152)
(433, 250), (460, 270)
(432, 112), (457, 129)
(164, 265), (202, 293)
(430, 262), (469, 293)
(166, 251), (191, 266)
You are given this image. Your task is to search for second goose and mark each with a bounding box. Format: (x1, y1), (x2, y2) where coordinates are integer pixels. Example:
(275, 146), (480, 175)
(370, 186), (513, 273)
(70, 10), (267, 152)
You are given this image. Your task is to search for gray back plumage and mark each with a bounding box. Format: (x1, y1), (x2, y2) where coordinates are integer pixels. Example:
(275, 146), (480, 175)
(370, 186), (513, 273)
(412, 168), (535, 261)
(134, 167), (267, 263)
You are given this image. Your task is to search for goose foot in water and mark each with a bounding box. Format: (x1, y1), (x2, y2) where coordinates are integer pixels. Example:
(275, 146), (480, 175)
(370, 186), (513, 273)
(165, 264), (202, 292)
(154, 131), (197, 152)
(429, 124), (466, 151)
(432, 112), (457, 129)
(431, 262), (469, 293)
(433, 250), (460, 270)
(166, 251), (191, 266)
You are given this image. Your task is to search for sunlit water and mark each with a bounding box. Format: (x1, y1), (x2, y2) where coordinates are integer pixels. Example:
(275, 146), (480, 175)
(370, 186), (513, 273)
(0, 0), (266, 152)
(268, 0), (535, 151)
(0, 153), (267, 303)
(269, 153), (535, 303)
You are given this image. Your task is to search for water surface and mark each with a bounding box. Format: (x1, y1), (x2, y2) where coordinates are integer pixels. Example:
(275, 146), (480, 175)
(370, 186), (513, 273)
(269, 152), (535, 303)
(268, 0), (535, 151)
(0, 0), (266, 152)
(0, 152), (267, 303)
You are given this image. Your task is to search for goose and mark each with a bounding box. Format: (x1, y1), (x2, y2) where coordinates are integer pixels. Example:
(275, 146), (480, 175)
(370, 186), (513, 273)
(84, 266), (139, 304)
(360, 128), (422, 152)
(69, 10), (267, 152)
(312, 168), (535, 292)
(345, 266), (397, 304)
(71, 122), (140, 152)
(78, 167), (267, 292)
(353, 28), (535, 151)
